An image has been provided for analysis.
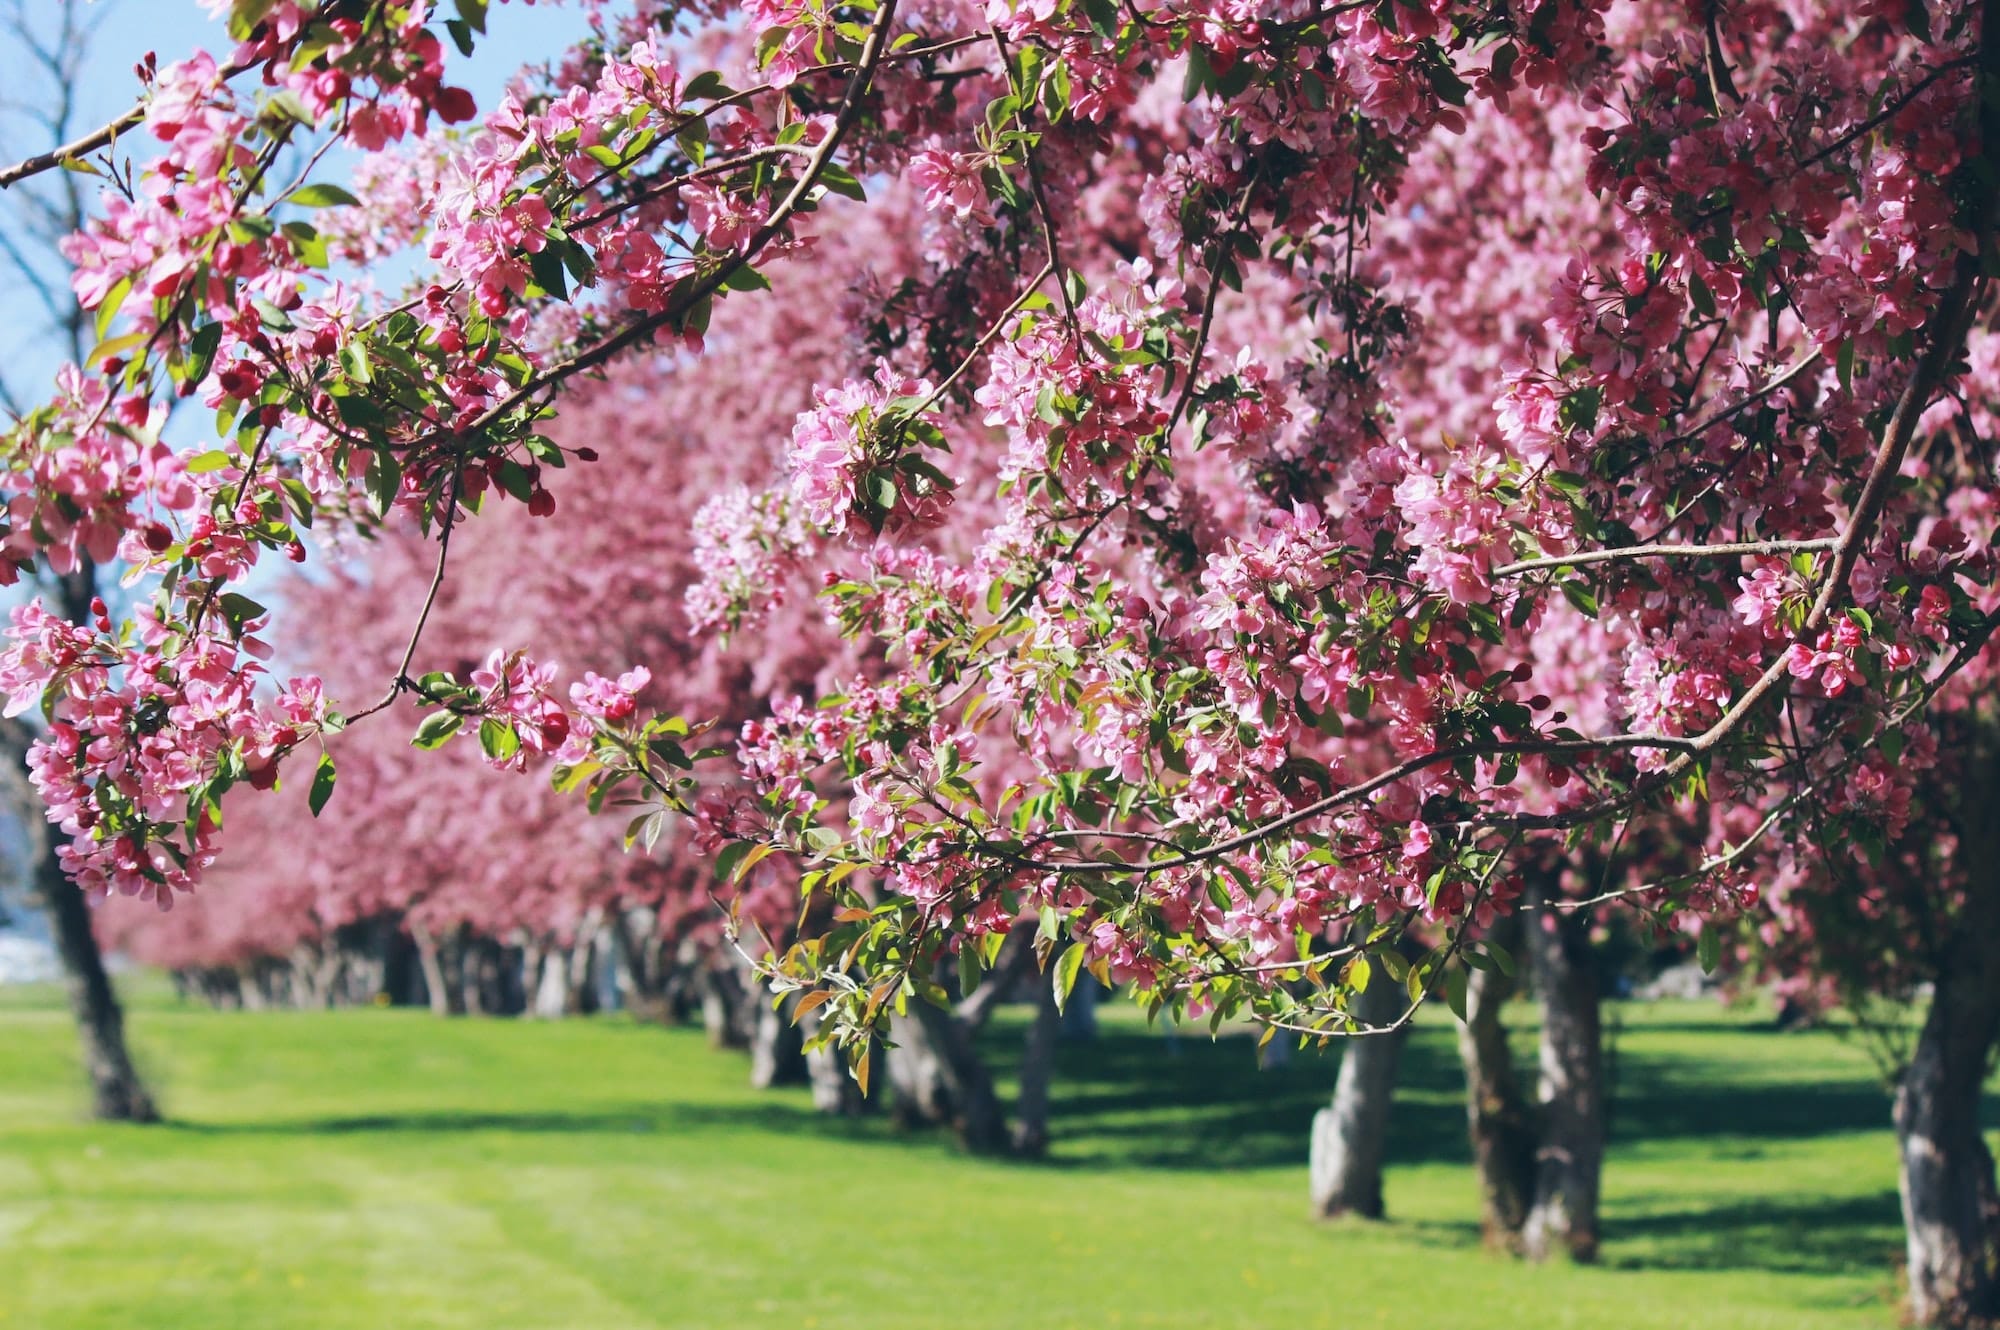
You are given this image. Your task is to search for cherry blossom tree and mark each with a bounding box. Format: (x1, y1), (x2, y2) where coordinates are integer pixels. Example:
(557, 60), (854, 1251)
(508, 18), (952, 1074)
(0, 0), (157, 1123)
(6, 0), (2000, 1314)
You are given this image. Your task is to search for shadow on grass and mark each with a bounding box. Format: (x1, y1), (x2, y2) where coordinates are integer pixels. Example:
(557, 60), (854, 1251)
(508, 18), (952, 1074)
(1598, 1192), (1905, 1276)
(153, 1012), (1915, 1281)
(168, 1021), (1900, 1166)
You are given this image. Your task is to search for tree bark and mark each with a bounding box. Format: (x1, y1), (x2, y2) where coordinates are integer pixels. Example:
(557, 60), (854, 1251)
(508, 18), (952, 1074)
(411, 923), (466, 1016)
(1011, 978), (1062, 1156)
(1897, 964), (2000, 1327)
(701, 961), (752, 1049)
(552, 908), (604, 1016)
(1522, 880), (1603, 1264)
(1456, 920), (1537, 1249)
(36, 864), (159, 1120)
(1059, 973), (1100, 1041)
(1899, 746), (2000, 1327)
(531, 938), (571, 1018)
(610, 907), (678, 1022)
(888, 1000), (1010, 1153)
(749, 982), (809, 1089)
(0, 706), (157, 1122)
(1309, 959), (1409, 1219)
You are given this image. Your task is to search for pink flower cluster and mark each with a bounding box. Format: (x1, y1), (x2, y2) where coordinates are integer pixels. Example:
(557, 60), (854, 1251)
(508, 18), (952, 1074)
(0, 600), (326, 909)
(785, 365), (941, 537)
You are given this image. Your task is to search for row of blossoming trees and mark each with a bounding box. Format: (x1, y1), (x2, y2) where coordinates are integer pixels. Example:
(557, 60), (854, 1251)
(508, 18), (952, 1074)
(6, 0), (2000, 1319)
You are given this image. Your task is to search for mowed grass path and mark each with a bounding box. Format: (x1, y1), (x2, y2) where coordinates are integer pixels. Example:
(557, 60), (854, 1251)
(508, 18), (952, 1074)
(0, 981), (1918, 1329)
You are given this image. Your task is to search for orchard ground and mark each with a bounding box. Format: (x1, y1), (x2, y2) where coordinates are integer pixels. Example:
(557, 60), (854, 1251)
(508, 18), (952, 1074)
(0, 983), (1938, 1330)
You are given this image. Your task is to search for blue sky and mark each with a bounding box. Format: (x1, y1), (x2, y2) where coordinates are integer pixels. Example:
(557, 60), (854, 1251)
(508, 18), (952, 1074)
(0, 0), (587, 404)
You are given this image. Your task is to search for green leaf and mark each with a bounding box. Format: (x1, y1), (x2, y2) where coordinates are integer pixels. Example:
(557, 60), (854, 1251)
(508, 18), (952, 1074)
(365, 449), (403, 516)
(1559, 579), (1600, 618)
(818, 164), (867, 201)
(527, 244), (569, 300)
(1696, 927), (1720, 975)
(478, 717), (520, 763)
(290, 182), (361, 208)
(957, 942), (984, 997)
(683, 70), (732, 101)
(1905, 0), (1932, 42)
(1052, 943), (1087, 1015)
(412, 712), (463, 750)
(1444, 965), (1468, 1022)
(1687, 271), (1716, 319)
(1424, 58), (1470, 106)
(218, 592), (267, 627)
(94, 276), (132, 340)
(495, 459), (535, 503)
(182, 321), (223, 386)
(308, 753), (337, 816)
(714, 840), (750, 884)
(88, 330), (148, 369)
(866, 471), (898, 511)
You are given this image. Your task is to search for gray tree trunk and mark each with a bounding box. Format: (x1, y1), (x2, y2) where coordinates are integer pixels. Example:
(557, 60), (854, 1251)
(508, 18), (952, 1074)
(1522, 882), (1603, 1263)
(1059, 974), (1100, 1041)
(531, 939), (571, 1018)
(36, 858), (159, 1120)
(610, 907), (677, 1022)
(0, 698), (157, 1122)
(701, 962), (753, 1049)
(1456, 922), (1537, 1248)
(0, 15), (158, 1125)
(460, 936), (506, 1015)
(1897, 965), (2000, 1327)
(1898, 749), (2000, 1327)
(888, 1000), (1009, 1153)
(411, 923), (466, 1016)
(749, 982), (809, 1088)
(1309, 960), (1409, 1219)
(1011, 980), (1062, 1156)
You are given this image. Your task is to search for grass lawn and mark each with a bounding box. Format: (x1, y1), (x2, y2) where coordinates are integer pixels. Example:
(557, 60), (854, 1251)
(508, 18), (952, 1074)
(0, 979), (1920, 1329)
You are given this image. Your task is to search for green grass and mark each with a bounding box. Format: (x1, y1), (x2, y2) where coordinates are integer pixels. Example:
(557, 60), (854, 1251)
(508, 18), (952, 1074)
(0, 981), (1921, 1329)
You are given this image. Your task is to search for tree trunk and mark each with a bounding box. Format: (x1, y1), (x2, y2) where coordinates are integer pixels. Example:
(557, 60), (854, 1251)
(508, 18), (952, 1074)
(1523, 881), (1603, 1263)
(1011, 979), (1062, 1156)
(749, 982), (809, 1088)
(531, 939), (572, 1018)
(1457, 920), (1537, 1249)
(568, 910), (604, 1015)
(412, 923), (466, 1016)
(461, 936), (505, 1015)
(888, 1001), (1010, 1153)
(800, 1004), (873, 1115)
(701, 962), (752, 1049)
(1309, 958), (1409, 1219)
(610, 907), (677, 1022)
(1060, 973), (1100, 1041)
(1898, 746), (2000, 1328)
(39, 864), (157, 1117)
(1897, 964), (2000, 1327)
(0, 706), (157, 1123)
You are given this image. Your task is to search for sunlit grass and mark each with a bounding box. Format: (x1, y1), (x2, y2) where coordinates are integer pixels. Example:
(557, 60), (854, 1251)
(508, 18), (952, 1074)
(0, 982), (1919, 1328)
